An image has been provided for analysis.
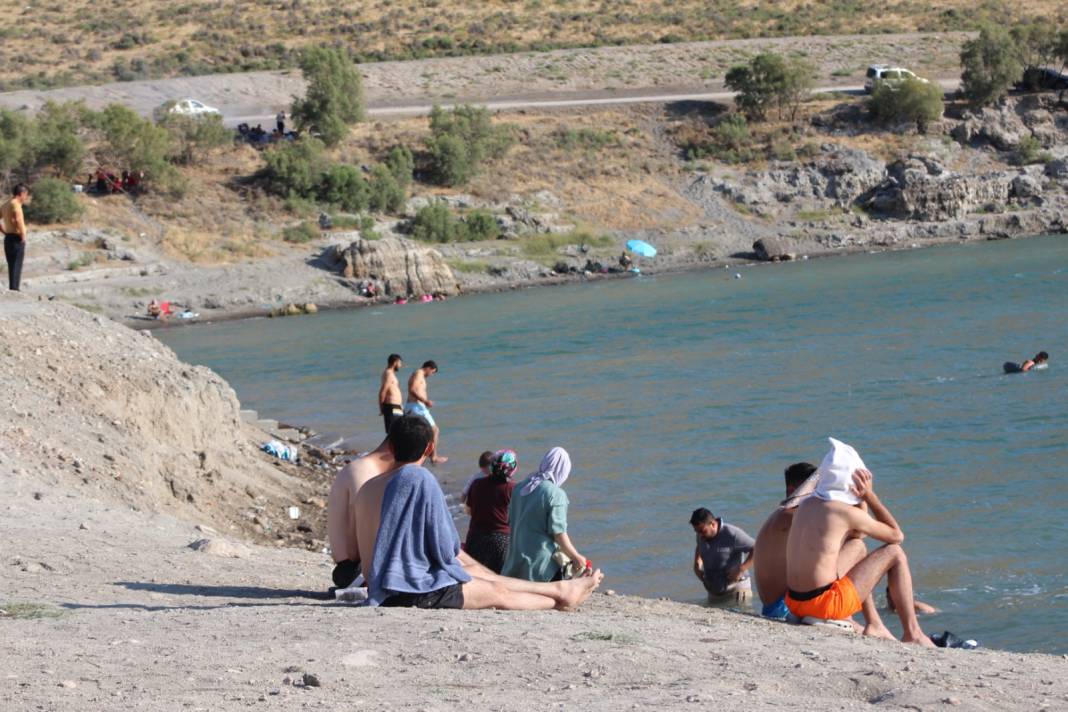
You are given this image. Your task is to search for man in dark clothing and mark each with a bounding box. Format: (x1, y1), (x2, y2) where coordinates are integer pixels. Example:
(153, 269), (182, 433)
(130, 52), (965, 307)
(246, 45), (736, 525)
(690, 507), (755, 607)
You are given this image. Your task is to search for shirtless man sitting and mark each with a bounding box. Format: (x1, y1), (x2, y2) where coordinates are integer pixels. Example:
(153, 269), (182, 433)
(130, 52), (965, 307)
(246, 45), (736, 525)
(786, 438), (934, 646)
(405, 360), (446, 464)
(325, 436), (396, 589)
(355, 416), (603, 610)
(378, 354), (405, 435)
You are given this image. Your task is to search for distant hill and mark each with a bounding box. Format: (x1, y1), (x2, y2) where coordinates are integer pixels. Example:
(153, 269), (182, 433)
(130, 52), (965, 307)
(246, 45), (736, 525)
(1, 0), (1061, 90)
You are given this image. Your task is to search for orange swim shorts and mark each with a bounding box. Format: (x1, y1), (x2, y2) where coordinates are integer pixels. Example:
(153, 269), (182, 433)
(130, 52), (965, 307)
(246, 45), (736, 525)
(785, 577), (862, 620)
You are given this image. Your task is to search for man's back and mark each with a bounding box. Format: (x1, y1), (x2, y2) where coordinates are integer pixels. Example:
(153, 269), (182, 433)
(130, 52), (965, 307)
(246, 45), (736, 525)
(753, 508), (794, 604)
(353, 468), (399, 581)
(326, 450), (394, 564)
(785, 497), (854, 591)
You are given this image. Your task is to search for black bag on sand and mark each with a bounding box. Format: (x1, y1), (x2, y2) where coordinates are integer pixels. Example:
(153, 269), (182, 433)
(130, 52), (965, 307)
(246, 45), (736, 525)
(930, 630), (979, 649)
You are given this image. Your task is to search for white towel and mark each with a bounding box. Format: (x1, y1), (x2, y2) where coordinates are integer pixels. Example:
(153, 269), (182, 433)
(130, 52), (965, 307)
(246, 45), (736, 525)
(813, 437), (864, 506)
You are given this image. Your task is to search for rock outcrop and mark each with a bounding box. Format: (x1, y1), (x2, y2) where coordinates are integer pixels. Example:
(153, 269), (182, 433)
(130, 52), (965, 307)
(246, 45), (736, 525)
(326, 236), (459, 297)
(753, 236), (796, 261)
(951, 94), (1068, 150)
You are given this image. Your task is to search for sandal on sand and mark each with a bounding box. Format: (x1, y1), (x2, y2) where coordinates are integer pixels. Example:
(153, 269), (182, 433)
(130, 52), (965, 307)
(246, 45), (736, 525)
(800, 616), (856, 634)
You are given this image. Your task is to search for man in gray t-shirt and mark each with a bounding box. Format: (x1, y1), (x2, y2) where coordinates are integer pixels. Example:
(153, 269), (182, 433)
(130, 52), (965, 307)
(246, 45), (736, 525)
(690, 507), (755, 604)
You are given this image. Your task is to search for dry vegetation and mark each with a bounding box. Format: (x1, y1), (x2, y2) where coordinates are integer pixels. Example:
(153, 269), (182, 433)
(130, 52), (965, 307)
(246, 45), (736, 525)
(3, 0), (1064, 90)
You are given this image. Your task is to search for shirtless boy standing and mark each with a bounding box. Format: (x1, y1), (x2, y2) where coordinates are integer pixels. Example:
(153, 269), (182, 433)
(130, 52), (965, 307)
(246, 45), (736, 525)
(325, 438), (396, 589)
(405, 360), (447, 464)
(378, 354), (404, 435)
(785, 438), (933, 646)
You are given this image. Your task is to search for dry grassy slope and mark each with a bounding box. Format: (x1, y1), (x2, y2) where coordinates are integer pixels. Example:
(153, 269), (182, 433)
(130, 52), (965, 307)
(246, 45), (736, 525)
(0, 293), (320, 540)
(2, 0), (1062, 88)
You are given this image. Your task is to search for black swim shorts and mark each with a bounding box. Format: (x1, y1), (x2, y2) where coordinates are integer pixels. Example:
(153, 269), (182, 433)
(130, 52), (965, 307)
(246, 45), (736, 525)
(381, 403), (403, 434)
(381, 583), (465, 609)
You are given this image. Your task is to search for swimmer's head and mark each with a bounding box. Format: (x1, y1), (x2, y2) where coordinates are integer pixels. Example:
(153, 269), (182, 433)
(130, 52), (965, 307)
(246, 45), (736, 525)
(1035, 351), (1049, 363)
(784, 462), (817, 496)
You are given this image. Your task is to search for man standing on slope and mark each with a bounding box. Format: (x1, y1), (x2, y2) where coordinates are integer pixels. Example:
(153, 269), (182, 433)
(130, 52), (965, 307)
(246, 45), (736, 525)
(378, 354), (404, 435)
(405, 360), (447, 464)
(785, 438), (933, 646)
(2, 184), (31, 291)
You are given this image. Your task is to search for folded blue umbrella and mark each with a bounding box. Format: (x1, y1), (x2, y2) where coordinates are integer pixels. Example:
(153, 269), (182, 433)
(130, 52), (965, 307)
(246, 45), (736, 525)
(626, 239), (657, 257)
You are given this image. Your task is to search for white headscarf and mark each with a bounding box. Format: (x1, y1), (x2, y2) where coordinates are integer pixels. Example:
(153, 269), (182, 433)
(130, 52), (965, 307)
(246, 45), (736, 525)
(813, 437), (864, 506)
(519, 447), (572, 496)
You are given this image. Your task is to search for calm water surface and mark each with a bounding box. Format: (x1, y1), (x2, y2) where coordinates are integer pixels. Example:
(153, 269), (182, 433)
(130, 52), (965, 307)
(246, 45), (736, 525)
(160, 236), (1068, 653)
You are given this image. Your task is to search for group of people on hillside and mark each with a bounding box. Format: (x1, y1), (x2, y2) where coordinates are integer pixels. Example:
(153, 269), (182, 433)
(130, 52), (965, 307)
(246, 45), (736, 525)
(690, 438), (937, 647)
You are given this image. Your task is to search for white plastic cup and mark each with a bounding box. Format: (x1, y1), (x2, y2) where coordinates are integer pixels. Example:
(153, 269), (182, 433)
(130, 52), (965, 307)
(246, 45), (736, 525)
(288, 506), (300, 520)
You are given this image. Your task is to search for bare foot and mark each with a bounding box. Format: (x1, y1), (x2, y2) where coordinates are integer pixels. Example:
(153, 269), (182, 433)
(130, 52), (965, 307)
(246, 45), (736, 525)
(431, 456), (449, 464)
(903, 632), (937, 648)
(863, 622), (898, 641)
(555, 569), (604, 610)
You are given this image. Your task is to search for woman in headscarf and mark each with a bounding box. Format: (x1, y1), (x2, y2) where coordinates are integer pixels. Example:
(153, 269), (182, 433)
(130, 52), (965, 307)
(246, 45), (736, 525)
(464, 449), (518, 573)
(501, 447), (591, 582)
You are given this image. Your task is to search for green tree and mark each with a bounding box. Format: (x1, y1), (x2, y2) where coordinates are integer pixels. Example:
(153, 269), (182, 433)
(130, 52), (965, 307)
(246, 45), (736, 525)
(291, 46), (365, 147)
(261, 137), (328, 199)
(409, 202), (466, 242)
(425, 104), (514, 185)
(24, 177), (84, 223)
(367, 163), (406, 213)
(157, 112), (231, 165)
(463, 209), (501, 241)
(317, 163), (369, 212)
(31, 101), (88, 178)
(725, 53), (814, 122)
(92, 104), (184, 194)
(426, 133), (473, 186)
(385, 144), (414, 187)
(960, 26), (1023, 106)
(869, 78), (945, 132)
(0, 110), (37, 185)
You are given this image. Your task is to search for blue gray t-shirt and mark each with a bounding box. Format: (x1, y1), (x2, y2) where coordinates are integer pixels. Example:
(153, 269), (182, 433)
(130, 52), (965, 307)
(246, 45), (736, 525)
(697, 520), (755, 595)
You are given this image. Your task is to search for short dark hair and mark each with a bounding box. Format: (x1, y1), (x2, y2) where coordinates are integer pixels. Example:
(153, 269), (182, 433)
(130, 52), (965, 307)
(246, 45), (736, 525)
(387, 353), (402, 366)
(387, 415), (433, 463)
(12, 183), (29, 197)
(478, 450), (494, 468)
(1035, 351), (1049, 362)
(689, 507), (715, 526)
(784, 462), (817, 491)
(422, 360), (438, 371)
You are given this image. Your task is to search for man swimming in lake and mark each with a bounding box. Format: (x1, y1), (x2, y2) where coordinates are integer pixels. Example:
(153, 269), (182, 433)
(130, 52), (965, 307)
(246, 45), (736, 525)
(355, 416), (603, 610)
(1021, 351), (1049, 372)
(786, 438), (934, 646)
(690, 508), (754, 607)
(405, 360), (447, 464)
(378, 354), (404, 435)
(326, 437), (396, 589)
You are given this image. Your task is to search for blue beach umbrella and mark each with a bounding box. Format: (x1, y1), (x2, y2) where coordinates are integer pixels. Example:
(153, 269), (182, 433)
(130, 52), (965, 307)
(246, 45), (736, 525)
(625, 239), (657, 257)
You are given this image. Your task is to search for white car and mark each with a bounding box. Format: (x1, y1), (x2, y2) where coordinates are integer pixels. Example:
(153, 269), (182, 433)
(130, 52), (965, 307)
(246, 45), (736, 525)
(168, 98), (221, 116)
(864, 65), (929, 93)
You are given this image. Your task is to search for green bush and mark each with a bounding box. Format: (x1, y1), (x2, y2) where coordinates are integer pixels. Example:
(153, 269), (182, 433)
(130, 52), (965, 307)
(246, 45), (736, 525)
(425, 104), (515, 185)
(1015, 135), (1052, 165)
(158, 112), (231, 165)
(367, 164), (406, 213)
(281, 220), (320, 243)
(463, 209), (501, 241)
(93, 104), (184, 195)
(725, 52), (815, 122)
(385, 145), (414, 187)
(262, 137), (328, 199)
(31, 101), (89, 177)
(961, 25), (1023, 106)
(409, 202), (465, 242)
(290, 46), (365, 147)
(318, 163), (369, 212)
(24, 177), (83, 223)
(554, 127), (620, 151)
(869, 78), (945, 132)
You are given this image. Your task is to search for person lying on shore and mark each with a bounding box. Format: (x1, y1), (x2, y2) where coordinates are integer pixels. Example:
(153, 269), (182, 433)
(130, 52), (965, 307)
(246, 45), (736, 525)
(405, 360), (447, 464)
(460, 450), (494, 513)
(753, 462), (819, 619)
(464, 449), (518, 574)
(357, 417), (603, 609)
(502, 447), (593, 582)
(690, 507), (755, 607)
(325, 437), (396, 589)
(785, 438), (934, 647)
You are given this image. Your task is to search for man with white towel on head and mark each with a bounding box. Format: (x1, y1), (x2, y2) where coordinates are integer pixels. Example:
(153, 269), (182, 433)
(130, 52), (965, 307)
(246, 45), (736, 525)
(784, 438), (934, 647)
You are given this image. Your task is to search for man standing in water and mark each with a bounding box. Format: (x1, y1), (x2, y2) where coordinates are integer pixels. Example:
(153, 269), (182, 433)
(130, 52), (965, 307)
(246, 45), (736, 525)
(405, 360), (447, 464)
(690, 507), (755, 607)
(785, 438), (933, 646)
(378, 354), (404, 435)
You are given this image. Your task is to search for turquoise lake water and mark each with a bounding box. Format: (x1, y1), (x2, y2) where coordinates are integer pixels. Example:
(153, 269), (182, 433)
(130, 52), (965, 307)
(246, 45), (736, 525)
(159, 236), (1068, 653)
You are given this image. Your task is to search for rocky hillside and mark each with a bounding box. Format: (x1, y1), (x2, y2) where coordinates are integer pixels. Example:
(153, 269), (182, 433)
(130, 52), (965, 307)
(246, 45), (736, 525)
(0, 292), (327, 543)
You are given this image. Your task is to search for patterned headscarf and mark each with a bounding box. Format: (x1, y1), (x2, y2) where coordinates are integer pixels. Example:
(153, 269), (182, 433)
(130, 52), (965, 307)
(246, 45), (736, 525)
(490, 449), (518, 480)
(519, 447), (572, 496)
